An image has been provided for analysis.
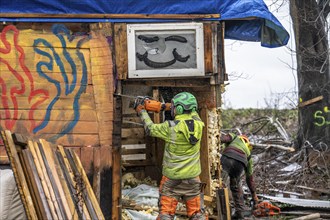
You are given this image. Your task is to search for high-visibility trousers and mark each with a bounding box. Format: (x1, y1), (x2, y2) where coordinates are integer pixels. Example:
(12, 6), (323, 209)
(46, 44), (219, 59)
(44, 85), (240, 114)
(157, 176), (208, 220)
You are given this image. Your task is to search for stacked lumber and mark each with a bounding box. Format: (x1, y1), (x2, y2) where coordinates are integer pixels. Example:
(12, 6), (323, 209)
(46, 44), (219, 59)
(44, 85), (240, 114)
(0, 130), (104, 220)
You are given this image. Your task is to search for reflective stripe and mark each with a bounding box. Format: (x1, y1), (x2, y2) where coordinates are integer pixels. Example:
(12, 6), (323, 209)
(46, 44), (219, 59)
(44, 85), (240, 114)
(168, 120), (176, 127)
(164, 150), (200, 165)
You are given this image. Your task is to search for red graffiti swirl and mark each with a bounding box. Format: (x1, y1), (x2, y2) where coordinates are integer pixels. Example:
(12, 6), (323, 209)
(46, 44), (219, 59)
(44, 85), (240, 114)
(0, 25), (49, 131)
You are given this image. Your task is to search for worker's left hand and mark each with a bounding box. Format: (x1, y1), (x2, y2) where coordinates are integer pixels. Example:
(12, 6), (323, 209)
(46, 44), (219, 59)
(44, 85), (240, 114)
(135, 104), (145, 114)
(133, 96), (146, 111)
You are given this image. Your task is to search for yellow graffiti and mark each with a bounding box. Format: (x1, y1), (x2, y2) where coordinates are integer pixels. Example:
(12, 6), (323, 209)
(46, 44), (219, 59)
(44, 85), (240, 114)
(314, 107), (330, 127)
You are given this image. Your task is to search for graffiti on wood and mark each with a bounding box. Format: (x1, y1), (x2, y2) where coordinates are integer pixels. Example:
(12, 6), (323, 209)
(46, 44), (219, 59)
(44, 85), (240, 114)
(0, 24), (91, 141)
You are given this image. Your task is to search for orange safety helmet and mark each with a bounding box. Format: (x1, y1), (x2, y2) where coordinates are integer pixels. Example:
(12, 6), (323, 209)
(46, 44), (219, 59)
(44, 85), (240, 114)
(240, 135), (253, 151)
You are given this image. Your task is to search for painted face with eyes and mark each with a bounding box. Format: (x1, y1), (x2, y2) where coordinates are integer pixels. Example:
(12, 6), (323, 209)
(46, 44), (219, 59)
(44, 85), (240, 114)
(136, 35), (190, 69)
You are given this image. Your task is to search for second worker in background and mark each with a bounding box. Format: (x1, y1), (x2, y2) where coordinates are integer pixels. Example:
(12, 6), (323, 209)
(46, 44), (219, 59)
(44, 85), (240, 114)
(134, 92), (208, 220)
(220, 133), (259, 219)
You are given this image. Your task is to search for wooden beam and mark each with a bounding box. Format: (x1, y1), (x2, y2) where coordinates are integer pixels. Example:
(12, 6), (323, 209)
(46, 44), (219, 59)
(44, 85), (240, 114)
(27, 140), (59, 219)
(111, 96), (122, 220)
(298, 95), (323, 108)
(123, 77), (211, 87)
(57, 145), (90, 219)
(69, 149), (105, 220)
(74, 149), (104, 219)
(204, 23), (214, 73)
(39, 140), (73, 219)
(1, 131), (38, 220)
(21, 150), (53, 220)
(114, 23), (128, 80)
(199, 108), (212, 196)
(1, 13), (220, 19)
(34, 142), (64, 219)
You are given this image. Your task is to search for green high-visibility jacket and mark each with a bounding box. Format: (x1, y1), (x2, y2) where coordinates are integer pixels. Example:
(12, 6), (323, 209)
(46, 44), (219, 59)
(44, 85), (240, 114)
(139, 110), (205, 179)
(223, 133), (253, 176)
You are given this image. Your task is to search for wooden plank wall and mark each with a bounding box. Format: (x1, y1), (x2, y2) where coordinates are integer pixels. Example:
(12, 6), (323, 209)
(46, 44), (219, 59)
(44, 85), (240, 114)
(0, 23), (100, 146)
(0, 23), (115, 217)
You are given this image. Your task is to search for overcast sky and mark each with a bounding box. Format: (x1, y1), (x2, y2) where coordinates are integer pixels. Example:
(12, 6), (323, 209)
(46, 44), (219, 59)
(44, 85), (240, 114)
(222, 1), (297, 109)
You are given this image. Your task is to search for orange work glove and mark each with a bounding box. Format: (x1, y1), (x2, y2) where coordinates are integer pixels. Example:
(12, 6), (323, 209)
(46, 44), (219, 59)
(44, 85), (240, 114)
(135, 104), (145, 114)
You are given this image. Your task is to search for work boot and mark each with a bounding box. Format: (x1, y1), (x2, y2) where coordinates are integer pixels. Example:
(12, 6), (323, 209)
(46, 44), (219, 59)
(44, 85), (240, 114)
(231, 211), (244, 220)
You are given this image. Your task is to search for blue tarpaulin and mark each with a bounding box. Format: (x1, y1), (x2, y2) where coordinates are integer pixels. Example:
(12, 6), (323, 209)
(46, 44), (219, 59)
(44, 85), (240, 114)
(0, 0), (289, 48)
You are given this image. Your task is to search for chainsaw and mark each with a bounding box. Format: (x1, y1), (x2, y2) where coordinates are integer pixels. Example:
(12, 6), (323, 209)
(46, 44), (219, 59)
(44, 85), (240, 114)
(252, 201), (281, 217)
(115, 94), (171, 113)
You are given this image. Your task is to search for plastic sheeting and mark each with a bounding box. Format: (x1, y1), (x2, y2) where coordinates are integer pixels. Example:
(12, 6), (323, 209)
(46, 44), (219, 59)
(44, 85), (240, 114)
(122, 184), (159, 220)
(0, 0), (289, 48)
(0, 169), (27, 220)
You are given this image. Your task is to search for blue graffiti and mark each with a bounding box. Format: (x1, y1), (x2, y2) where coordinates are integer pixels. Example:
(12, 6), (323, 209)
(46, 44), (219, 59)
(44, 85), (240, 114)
(52, 24), (77, 95)
(33, 25), (89, 140)
(33, 40), (61, 133)
(49, 35), (89, 142)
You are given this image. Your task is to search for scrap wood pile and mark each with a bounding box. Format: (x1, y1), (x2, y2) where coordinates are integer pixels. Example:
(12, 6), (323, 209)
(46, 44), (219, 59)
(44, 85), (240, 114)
(230, 116), (330, 218)
(0, 130), (104, 220)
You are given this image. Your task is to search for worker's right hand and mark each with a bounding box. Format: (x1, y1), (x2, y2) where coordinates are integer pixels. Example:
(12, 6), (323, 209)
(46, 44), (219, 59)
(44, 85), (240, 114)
(135, 104), (145, 114)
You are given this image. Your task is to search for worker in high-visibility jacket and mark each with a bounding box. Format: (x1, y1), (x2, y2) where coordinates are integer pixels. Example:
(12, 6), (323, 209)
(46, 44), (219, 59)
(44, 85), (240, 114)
(220, 133), (259, 219)
(134, 92), (208, 220)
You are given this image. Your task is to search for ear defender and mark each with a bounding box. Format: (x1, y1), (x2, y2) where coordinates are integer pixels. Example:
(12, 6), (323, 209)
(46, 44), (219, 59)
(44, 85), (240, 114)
(176, 105), (184, 115)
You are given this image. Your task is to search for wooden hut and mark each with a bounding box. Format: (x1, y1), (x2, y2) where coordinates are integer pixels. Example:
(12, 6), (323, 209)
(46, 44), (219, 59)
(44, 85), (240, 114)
(0, 1), (289, 219)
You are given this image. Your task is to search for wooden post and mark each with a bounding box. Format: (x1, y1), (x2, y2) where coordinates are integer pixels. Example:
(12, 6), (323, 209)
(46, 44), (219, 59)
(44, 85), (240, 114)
(111, 95), (122, 220)
(89, 23), (115, 219)
(199, 108), (212, 196)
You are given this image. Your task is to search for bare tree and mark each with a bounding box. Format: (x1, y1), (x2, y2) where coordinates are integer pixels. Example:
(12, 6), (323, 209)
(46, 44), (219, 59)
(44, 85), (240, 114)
(290, 0), (330, 148)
